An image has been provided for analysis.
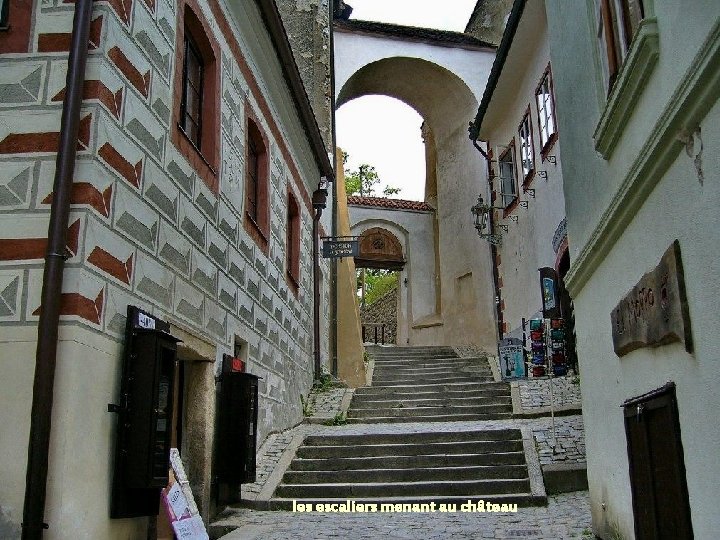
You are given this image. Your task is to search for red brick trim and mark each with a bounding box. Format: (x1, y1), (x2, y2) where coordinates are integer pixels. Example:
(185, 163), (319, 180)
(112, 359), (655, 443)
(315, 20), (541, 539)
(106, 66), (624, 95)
(171, 0), (220, 192)
(208, 0), (314, 213)
(108, 46), (151, 97)
(63, 0), (133, 25)
(0, 114), (91, 154)
(0, 219), (80, 261)
(42, 182), (113, 218)
(33, 289), (105, 325)
(38, 14), (103, 52)
(0, 0), (34, 53)
(87, 247), (133, 283)
(52, 80), (124, 119)
(98, 142), (142, 187)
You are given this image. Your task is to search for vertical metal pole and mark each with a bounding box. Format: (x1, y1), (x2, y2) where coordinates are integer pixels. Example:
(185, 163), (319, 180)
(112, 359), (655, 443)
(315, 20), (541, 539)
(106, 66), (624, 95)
(22, 1), (93, 537)
(312, 207), (322, 381)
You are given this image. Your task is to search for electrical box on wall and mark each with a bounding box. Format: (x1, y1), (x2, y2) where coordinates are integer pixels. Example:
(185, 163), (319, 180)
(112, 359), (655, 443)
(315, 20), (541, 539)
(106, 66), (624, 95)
(109, 306), (181, 518)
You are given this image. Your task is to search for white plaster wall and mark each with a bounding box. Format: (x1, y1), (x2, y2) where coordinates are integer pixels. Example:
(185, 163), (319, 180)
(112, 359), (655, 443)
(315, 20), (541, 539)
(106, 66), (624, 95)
(545, 1), (720, 537)
(479, 4), (567, 335)
(334, 30), (494, 105)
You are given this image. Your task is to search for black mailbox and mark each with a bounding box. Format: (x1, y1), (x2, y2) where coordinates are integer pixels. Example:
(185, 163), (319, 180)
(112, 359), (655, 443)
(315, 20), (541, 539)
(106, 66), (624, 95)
(110, 306), (180, 518)
(216, 359), (260, 485)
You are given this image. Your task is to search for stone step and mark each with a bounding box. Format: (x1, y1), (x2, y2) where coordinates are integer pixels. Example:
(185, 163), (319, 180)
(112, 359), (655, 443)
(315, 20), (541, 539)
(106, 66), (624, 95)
(349, 395), (511, 409)
(281, 464), (529, 485)
(302, 429), (521, 447)
(263, 493), (547, 511)
(372, 366), (492, 375)
(347, 403), (512, 419)
(296, 439), (523, 459)
(352, 388), (509, 402)
(369, 375), (494, 385)
(355, 382), (509, 396)
(288, 451), (526, 472)
(274, 478), (531, 499)
(345, 412), (513, 423)
(372, 359), (489, 368)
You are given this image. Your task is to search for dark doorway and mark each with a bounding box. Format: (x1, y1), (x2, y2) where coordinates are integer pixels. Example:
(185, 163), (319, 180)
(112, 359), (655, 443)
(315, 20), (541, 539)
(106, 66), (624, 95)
(624, 383), (693, 540)
(557, 249), (578, 372)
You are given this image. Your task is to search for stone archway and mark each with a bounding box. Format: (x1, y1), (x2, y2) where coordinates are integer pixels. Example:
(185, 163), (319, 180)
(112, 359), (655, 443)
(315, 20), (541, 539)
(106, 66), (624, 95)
(335, 28), (500, 350)
(355, 227), (405, 270)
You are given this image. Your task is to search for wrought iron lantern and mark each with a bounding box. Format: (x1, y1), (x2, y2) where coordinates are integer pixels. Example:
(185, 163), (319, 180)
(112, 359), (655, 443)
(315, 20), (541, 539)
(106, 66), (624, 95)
(471, 195), (502, 245)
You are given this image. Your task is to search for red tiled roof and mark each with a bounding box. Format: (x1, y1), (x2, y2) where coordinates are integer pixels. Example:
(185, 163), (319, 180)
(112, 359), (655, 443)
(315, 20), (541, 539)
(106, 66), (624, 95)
(347, 196), (435, 212)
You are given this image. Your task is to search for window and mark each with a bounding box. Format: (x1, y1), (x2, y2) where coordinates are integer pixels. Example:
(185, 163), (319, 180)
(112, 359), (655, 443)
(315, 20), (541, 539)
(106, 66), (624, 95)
(518, 110), (534, 183)
(171, 1), (219, 192)
(286, 190), (301, 290)
(0, 0), (34, 52)
(535, 66), (557, 154)
(180, 33), (203, 148)
(243, 115), (270, 252)
(0, 0), (9, 29)
(596, 0), (645, 92)
(498, 142), (518, 209)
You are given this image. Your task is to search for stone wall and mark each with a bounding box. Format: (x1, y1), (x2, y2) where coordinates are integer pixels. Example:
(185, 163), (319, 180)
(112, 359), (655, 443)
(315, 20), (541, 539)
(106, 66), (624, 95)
(276, 0), (333, 152)
(464, 0), (514, 46)
(360, 285), (397, 345)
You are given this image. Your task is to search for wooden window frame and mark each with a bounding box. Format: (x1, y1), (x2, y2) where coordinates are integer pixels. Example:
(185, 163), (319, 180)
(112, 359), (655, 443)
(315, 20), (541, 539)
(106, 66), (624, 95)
(180, 32), (204, 149)
(597, 0), (646, 93)
(243, 113), (270, 254)
(285, 188), (301, 294)
(171, 0), (220, 192)
(535, 64), (558, 159)
(518, 107), (535, 186)
(498, 140), (519, 215)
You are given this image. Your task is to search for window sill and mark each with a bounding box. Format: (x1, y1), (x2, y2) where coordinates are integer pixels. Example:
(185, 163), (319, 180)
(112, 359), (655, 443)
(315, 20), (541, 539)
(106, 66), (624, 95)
(243, 212), (269, 254)
(522, 169), (536, 188)
(502, 197), (519, 218)
(540, 133), (558, 162)
(594, 18), (660, 159)
(173, 123), (218, 193)
(285, 269), (300, 296)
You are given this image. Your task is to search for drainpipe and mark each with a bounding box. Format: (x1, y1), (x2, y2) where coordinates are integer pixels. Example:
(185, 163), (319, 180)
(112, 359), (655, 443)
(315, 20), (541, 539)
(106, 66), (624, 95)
(22, 1), (93, 538)
(312, 184), (328, 380)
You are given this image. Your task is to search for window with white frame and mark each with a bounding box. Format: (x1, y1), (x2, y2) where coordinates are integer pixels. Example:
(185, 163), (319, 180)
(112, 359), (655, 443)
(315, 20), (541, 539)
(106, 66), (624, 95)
(518, 110), (534, 182)
(596, 0), (645, 92)
(535, 66), (556, 152)
(499, 143), (518, 208)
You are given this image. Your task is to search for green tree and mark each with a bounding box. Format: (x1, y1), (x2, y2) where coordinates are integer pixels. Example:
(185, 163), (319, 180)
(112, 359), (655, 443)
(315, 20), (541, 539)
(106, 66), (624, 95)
(342, 152), (401, 198)
(357, 269), (398, 306)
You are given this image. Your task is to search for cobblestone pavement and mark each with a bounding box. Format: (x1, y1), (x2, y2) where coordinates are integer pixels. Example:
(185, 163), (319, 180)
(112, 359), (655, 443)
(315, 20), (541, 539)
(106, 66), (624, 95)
(532, 416), (585, 465)
(217, 492), (594, 540)
(518, 377), (582, 409)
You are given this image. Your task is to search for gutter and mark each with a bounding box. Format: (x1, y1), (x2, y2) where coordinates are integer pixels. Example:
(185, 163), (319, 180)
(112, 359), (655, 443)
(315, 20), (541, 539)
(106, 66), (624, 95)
(256, 0), (334, 179)
(468, 0), (526, 141)
(22, 0), (93, 538)
(329, 0), (338, 377)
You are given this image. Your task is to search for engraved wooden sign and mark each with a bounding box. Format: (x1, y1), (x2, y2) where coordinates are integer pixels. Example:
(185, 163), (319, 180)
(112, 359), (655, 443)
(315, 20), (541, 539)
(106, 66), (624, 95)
(611, 241), (692, 356)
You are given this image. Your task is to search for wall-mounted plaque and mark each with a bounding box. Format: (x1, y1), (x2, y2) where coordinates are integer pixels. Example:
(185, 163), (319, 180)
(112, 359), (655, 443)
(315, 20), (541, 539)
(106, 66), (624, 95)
(611, 241), (692, 356)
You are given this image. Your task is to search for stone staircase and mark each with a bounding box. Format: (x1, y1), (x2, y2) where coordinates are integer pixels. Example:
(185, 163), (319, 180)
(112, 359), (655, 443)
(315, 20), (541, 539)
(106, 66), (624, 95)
(348, 346), (512, 423)
(269, 428), (544, 509)
(261, 346), (545, 511)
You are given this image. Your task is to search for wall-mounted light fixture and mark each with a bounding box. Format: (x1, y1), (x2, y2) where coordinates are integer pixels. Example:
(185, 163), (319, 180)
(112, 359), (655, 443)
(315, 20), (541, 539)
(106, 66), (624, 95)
(471, 195), (502, 246)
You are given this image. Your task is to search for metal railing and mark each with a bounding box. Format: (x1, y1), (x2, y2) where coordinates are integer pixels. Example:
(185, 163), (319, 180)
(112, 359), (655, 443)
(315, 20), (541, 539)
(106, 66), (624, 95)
(362, 323), (386, 345)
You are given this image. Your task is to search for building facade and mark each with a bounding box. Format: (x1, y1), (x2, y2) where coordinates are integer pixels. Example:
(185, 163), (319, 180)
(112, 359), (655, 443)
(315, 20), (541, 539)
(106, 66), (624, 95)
(545, 0), (720, 537)
(0, 0), (332, 537)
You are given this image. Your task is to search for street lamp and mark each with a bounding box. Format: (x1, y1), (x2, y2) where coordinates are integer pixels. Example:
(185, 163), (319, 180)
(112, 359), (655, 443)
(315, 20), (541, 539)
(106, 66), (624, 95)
(471, 195), (502, 246)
